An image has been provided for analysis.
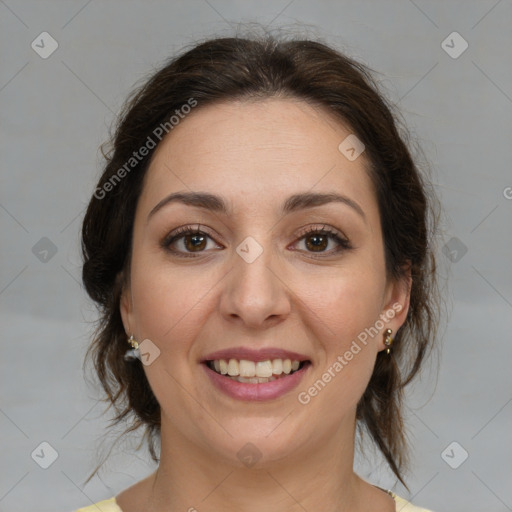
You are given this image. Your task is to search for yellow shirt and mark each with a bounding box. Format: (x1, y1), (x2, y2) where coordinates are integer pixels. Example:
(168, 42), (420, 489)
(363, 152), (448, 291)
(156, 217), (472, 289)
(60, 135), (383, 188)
(74, 492), (434, 511)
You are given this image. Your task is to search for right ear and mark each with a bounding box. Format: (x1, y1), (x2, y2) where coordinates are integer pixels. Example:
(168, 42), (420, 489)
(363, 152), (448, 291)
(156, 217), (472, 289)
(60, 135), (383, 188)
(119, 273), (134, 336)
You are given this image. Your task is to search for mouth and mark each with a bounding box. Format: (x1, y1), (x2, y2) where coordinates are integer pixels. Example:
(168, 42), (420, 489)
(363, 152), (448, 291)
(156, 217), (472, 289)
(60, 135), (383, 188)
(201, 349), (311, 401)
(205, 358), (309, 383)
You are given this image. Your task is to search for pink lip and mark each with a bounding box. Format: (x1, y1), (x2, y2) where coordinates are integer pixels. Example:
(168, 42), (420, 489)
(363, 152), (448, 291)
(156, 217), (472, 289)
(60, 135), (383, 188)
(202, 362), (311, 402)
(201, 347), (310, 363)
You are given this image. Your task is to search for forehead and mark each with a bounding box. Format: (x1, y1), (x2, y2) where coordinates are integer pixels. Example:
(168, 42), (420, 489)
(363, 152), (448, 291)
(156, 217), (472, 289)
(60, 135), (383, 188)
(139, 98), (378, 219)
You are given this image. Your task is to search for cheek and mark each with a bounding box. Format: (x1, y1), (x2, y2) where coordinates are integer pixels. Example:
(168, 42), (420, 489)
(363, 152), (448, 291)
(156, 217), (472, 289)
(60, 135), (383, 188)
(293, 266), (386, 403)
(294, 274), (383, 419)
(130, 254), (213, 345)
(296, 265), (386, 344)
(129, 257), (213, 412)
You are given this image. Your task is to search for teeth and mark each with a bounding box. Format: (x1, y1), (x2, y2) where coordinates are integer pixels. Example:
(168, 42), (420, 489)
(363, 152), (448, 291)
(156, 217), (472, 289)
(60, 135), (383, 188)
(255, 360), (273, 378)
(272, 359), (283, 375)
(235, 376), (277, 383)
(209, 358), (304, 379)
(239, 359), (255, 377)
(227, 359), (239, 376)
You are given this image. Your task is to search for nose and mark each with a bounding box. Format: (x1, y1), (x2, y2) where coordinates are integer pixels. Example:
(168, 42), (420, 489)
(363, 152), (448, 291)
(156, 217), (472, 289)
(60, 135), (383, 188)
(219, 239), (291, 330)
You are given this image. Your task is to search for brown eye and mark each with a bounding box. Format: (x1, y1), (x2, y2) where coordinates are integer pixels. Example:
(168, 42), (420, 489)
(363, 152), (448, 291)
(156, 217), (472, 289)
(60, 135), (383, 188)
(183, 233), (207, 252)
(294, 226), (352, 256)
(162, 225), (222, 257)
(305, 233), (329, 252)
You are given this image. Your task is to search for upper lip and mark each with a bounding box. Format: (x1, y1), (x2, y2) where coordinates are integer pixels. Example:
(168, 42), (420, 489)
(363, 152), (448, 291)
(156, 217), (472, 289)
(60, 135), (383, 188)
(201, 347), (310, 363)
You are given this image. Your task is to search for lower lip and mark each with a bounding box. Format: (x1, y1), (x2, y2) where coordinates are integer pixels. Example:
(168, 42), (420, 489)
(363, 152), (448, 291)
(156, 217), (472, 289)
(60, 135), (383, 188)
(202, 363), (310, 402)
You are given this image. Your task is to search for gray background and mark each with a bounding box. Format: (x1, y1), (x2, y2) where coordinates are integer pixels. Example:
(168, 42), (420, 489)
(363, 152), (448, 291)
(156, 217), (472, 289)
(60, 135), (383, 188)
(1, 1), (511, 511)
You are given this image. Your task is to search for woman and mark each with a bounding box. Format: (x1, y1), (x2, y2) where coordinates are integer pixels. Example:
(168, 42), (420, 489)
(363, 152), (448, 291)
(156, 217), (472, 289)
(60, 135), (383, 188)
(77, 34), (439, 512)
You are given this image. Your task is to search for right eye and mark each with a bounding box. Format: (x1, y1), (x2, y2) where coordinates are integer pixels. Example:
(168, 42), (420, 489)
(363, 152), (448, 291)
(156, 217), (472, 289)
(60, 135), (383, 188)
(162, 225), (223, 257)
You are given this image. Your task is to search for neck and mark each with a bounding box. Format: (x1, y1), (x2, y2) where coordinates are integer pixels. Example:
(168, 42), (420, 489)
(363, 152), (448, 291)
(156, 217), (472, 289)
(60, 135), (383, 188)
(147, 415), (365, 512)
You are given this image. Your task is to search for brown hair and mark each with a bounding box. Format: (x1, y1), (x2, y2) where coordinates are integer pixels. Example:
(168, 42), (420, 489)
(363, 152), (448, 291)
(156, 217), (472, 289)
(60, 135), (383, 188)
(82, 34), (439, 486)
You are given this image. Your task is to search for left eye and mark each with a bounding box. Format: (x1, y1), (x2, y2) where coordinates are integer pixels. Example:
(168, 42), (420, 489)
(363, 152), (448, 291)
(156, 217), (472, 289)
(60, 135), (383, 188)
(293, 228), (351, 254)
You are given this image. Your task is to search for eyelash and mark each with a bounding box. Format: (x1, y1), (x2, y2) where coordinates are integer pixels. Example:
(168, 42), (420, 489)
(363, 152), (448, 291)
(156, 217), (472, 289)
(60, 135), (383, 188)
(161, 224), (352, 259)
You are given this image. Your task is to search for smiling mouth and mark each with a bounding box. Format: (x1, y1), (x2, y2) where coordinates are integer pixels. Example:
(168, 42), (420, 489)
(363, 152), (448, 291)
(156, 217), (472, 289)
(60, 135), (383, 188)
(206, 358), (309, 383)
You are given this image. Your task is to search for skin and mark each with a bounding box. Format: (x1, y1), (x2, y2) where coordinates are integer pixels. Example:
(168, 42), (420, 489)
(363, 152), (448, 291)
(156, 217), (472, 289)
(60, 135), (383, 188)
(118, 98), (411, 512)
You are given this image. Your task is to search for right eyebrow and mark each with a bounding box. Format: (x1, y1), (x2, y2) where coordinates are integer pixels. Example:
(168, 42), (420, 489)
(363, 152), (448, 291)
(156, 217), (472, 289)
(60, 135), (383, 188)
(147, 192), (229, 222)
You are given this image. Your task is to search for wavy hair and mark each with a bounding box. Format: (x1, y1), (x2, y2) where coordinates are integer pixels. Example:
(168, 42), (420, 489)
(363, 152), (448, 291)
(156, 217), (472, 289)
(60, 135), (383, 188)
(82, 33), (440, 486)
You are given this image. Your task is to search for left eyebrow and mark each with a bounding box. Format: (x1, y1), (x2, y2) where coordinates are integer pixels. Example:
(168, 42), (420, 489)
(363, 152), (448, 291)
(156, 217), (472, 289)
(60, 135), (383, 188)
(282, 192), (366, 220)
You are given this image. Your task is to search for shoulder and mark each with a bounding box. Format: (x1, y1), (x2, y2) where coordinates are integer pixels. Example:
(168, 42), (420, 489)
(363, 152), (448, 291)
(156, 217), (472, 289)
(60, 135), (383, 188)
(73, 497), (122, 512)
(392, 492), (435, 512)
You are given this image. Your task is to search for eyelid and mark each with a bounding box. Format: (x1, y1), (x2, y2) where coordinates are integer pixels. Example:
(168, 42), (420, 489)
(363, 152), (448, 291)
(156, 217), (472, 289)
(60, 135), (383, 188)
(295, 223), (347, 240)
(161, 224), (223, 251)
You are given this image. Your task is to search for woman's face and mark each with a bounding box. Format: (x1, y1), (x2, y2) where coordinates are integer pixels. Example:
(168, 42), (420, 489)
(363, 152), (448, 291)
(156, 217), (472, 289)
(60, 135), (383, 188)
(121, 98), (409, 467)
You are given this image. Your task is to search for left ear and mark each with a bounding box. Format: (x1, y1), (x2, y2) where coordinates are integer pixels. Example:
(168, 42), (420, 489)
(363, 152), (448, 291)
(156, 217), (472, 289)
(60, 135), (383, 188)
(378, 263), (412, 351)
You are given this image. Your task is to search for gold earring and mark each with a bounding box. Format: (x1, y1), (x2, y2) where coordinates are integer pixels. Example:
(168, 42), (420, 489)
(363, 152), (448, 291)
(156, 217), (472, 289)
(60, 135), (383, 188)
(384, 329), (393, 355)
(124, 335), (140, 361)
(128, 335), (139, 349)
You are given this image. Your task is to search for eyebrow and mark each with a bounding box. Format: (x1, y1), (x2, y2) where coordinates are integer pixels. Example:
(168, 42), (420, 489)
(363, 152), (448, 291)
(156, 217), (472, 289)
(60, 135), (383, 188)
(147, 191), (366, 221)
